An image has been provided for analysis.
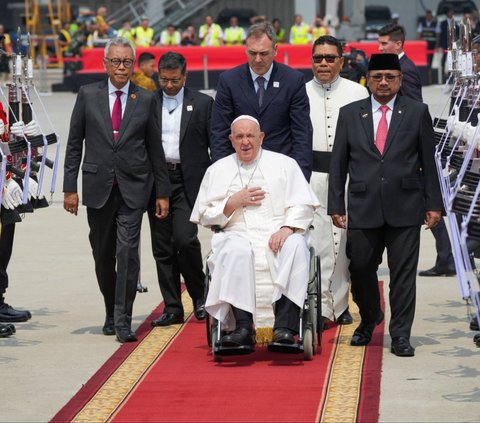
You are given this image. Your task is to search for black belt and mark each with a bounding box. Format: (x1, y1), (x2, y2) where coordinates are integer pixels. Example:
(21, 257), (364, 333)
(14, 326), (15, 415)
(312, 151), (332, 174)
(167, 162), (181, 171)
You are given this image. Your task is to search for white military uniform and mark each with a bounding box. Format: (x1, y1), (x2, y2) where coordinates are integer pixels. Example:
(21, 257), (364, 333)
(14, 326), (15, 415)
(306, 76), (369, 320)
(191, 149), (319, 331)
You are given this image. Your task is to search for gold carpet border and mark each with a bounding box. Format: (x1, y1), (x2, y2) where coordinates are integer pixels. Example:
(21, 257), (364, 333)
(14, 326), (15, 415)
(317, 302), (368, 423)
(71, 291), (193, 423)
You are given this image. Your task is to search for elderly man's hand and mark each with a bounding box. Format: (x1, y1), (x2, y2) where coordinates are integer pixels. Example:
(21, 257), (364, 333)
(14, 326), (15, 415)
(331, 214), (347, 229)
(64, 192), (79, 215)
(223, 186), (265, 217)
(425, 211), (442, 229)
(269, 226), (295, 254)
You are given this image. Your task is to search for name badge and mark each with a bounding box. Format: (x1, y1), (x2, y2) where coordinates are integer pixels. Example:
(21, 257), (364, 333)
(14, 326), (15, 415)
(187, 105), (193, 111)
(273, 81), (279, 88)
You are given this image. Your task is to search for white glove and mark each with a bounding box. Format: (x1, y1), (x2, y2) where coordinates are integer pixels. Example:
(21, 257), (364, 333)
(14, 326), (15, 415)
(9, 121), (25, 137)
(451, 120), (467, 140)
(28, 177), (39, 199)
(1, 179), (23, 209)
(24, 120), (41, 137)
(446, 105), (459, 133)
(0, 120), (4, 136)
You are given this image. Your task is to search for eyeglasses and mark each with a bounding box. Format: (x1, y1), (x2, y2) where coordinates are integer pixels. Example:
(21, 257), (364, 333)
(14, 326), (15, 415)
(368, 73), (402, 82)
(105, 58), (135, 68)
(312, 55), (341, 64)
(159, 77), (183, 85)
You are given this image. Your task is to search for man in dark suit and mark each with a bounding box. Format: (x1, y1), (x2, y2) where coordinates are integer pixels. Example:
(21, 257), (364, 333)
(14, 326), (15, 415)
(148, 52), (212, 327)
(63, 37), (170, 343)
(328, 54), (443, 357)
(210, 22), (312, 181)
(379, 23), (455, 277)
(378, 24), (423, 102)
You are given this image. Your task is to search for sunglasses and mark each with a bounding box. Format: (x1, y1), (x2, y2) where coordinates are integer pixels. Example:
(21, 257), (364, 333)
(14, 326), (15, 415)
(312, 54), (341, 64)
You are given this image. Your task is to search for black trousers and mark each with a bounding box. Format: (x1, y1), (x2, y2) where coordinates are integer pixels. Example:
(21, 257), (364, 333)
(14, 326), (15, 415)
(147, 168), (205, 316)
(86, 185), (143, 331)
(0, 221), (15, 296)
(431, 218), (454, 270)
(346, 225), (420, 339)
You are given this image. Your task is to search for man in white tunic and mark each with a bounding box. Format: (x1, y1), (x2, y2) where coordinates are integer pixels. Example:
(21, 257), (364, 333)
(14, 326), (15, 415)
(191, 116), (319, 348)
(306, 36), (369, 325)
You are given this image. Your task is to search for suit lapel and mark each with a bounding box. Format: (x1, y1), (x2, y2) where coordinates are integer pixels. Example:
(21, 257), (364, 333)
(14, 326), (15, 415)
(240, 64), (260, 113)
(98, 81), (113, 142)
(116, 83), (139, 145)
(259, 62), (282, 113)
(179, 88), (193, 144)
(383, 97), (406, 156)
(359, 98), (376, 152)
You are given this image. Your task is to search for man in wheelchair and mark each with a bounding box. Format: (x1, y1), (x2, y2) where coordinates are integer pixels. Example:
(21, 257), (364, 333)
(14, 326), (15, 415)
(191, 115), (319, 349)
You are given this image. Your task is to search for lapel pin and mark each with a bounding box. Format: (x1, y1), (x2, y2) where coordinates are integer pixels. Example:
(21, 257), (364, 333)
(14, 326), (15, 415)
(130, 93), (137, 100)
(273, 81), (279, 88)
(362, 113), (369, 118)
(187, 105), (193, 111)
(398, 110), (402, 114)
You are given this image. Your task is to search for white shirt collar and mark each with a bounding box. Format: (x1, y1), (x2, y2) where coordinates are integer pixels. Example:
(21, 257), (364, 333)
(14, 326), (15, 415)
(108, 79), (130, 96)
(162, 86), (185, 103)
(312, 74), (341, 89)
(371, 95), (396, 112)
(249, 63), (274, 84)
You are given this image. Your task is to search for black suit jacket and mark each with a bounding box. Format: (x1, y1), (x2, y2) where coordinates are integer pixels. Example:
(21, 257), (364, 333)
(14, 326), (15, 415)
(210, 62), (313, 180)
(328, 95), (442, 229)
(155, 87), (213, 206)
(399, 54), (423, 102)
(63, 80), (170, 209)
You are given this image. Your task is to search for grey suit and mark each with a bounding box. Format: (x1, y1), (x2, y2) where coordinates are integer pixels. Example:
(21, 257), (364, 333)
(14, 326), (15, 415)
(64, 80), (170, 331)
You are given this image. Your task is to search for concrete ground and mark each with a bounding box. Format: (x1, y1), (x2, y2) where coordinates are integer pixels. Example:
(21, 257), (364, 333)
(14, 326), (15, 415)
(1, 77), (479, 422)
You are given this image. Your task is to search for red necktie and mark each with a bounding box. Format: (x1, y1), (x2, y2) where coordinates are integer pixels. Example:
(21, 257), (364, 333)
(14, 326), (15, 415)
(112, 90), (123, 141)
(375, 105), (389, 154)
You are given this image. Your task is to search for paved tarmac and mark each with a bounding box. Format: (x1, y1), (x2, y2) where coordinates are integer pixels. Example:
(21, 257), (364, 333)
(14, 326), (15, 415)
(1, 79), (479, 423)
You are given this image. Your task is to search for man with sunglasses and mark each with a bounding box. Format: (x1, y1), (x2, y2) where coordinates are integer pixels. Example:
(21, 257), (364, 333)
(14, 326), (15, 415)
(306, 36), (368, 328)
(63, 37), (170, 343)
(328, 54), (442, 357)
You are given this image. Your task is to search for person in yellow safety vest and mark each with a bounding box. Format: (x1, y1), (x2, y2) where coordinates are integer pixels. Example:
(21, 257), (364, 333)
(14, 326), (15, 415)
(272, 18), (286, 44)
(199, 15), (224, 46)
(135, 16), (155, 47)
(309, 16), (329, 42)
(58, 22), (72, 75)
(159, 24), (181, 46)
(223, 16), (246, 45)
(289, 14), (311, 45)
(117, 19), (136, 43)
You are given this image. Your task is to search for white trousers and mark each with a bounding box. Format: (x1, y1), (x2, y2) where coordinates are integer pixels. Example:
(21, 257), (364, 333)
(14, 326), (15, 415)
(205, 232), (310, 331)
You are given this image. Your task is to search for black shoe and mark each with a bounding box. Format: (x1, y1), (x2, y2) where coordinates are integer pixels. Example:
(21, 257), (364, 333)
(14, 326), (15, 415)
(350, 311), (384, 346)
(115, 328), (137, 343)
(418, 266), (456, 277)
(470, 316), (479, 331)
(0, 322), (15, 338)
(0, 303), (32, 322)
(151, 312), (184, 327)
(336, 308), (353, 325)
(102, 316), (115, 336)
(273, 328), (295, 345)
(193, 298), (207, 320)
(220, 327), (254, 347)
(391, 336), (415, 357)
(474, 333), (480, 346)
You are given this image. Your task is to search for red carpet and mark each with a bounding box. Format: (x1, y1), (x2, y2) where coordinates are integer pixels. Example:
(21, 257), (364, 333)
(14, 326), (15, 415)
(52, 286), (384, 423)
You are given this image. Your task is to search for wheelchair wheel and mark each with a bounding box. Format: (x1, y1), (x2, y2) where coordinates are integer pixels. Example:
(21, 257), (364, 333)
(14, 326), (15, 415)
(314, 255), (323, 348)
(303, 327), (314, 360)
(308, 294), (317, 356)
(211, 319), (223, 362)
(206, 313), (212, 347)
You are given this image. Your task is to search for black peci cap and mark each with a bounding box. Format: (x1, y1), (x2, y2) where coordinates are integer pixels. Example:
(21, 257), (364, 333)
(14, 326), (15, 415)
(368, 53), (401, 71)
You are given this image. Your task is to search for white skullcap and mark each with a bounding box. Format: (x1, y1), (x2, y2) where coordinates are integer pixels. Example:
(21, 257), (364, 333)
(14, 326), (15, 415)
(231, 115), (260, 130)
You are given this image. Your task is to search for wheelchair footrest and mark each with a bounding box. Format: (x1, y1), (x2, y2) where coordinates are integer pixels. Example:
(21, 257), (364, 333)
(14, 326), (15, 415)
(214, 343), (255, 356)
(267, 342), (304, 354)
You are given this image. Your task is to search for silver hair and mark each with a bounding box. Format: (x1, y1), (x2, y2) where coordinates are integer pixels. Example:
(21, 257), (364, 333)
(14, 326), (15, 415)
(104, 37), (136, 58)
(246, 22), (277, 47)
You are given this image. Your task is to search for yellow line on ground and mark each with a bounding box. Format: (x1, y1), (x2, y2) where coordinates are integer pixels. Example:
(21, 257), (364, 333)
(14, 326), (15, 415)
(72, 291), (193, 423)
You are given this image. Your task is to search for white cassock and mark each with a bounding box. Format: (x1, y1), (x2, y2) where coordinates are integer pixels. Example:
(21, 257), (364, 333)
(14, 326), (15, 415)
(306, 76), (369, 320)
(191, 149), (319, 331)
